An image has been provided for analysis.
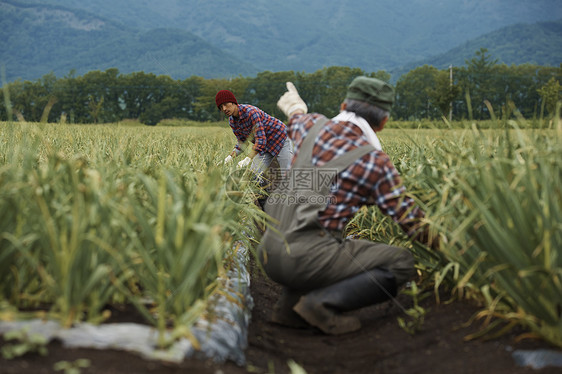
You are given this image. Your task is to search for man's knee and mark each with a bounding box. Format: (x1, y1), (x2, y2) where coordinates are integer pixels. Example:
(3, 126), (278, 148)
(390, 249), (415, 286)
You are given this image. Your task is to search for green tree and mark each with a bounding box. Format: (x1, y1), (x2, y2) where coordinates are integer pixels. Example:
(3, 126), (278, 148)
(120, 72), (162, 120)
(395, 65), (441, 120)
(2, 80), (25, 121)
(537, 77), (561, 118)
(428, 69), (461, 119)
(88, 95), (104, 124)
(7, 73), (57, 122)
(177, 76), (205, 121)
(3, 63), (561, 125)
(244, 70), (296, 119)
(291, 66), (367, 118)
(138, 75), (186, 125)
(461, 48), (499, 120)
(367, 70), (392, 83)
(140, 95), (177, 125)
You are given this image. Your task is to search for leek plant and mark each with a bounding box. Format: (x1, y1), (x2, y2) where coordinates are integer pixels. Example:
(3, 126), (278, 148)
(10, 149), (129, 326)
(0, 123), (257, 339)
(442, 124), (562, 346)
(350, 123), (561, 347)
(116, 165), (259, 346)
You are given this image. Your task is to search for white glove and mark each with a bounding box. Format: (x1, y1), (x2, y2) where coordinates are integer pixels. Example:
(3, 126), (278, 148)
(224, 155), (233, 164)
(277, 82), (307, 118)
(237, 157), (252, 168)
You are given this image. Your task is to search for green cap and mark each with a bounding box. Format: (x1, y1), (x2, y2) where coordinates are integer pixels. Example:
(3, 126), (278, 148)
(345, 76), (395, 111)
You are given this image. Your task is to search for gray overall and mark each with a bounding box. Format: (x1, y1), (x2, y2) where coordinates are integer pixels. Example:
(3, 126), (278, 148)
(259, 118), (414, 292)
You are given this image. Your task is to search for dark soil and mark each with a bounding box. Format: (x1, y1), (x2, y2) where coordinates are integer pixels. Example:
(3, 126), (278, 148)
(1, 261), (560, 374)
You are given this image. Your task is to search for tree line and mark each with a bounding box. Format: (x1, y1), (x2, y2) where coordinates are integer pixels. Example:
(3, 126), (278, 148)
(1, 49), (560, 125)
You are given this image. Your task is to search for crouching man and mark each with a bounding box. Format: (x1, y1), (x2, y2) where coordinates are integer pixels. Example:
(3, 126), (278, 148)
(258, 77), (439, 335)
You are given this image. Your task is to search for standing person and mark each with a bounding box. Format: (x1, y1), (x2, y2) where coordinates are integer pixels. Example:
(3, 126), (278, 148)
(258, 77), (439, 335)
(215, 89), (293, 176)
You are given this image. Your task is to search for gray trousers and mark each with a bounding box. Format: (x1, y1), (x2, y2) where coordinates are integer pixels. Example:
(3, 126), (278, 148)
(250, 138), (293, 175)
(260, 228), (414, 292)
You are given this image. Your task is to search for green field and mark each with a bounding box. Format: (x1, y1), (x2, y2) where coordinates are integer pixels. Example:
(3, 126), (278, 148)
(0, 120), (560, 348)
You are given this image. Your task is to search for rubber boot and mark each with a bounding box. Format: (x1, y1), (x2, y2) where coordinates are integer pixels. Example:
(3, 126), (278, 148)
(293, 268), (397, 335)
(271, 287), (309, 328)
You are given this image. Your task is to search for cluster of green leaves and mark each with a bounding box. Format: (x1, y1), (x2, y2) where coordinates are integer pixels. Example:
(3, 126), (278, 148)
(394, 49), (562, 121)
(1, 51), (560, 126)
(1, 328), (48, 359)
(0, 122), (260, 345)
(54, 359), (91, 374)
(348, 120), (562, 347)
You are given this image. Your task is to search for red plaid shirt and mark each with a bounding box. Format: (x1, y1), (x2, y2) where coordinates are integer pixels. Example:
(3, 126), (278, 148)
(229, 104), (287, 156)
(287, 113), (425, 235)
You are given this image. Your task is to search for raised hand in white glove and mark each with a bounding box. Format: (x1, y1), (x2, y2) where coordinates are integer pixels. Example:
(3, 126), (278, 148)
(224, 155), (233, 164)
(277, 82), (307, 118)
(237, 157), (252, 168)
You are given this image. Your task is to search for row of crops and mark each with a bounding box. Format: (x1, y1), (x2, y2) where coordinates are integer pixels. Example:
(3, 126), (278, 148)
(0, 123), (263, 348)
(0, 116), (560, 350)
(349, 119), (562, 347)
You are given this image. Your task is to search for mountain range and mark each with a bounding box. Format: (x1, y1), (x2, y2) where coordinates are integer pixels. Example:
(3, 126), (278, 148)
(1, 0), (561, 83)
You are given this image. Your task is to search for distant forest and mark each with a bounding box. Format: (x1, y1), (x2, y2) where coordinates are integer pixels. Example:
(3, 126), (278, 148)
(1, 49), (561, 125)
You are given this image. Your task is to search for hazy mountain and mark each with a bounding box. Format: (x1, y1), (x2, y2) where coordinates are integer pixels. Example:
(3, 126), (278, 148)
(0, 1), (258, 82)
(36, 0), (562, 72)
(391, 18), (562, 79)
(1, 0), (561, 83)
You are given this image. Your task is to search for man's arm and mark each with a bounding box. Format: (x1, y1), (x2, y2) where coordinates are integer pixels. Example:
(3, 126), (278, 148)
(249, 115), (267, 155)
(368, 153), (440, 250)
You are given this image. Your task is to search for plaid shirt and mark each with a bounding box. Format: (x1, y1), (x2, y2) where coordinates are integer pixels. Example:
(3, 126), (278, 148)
(229, 104), (287, 156)
(287, 113), (425, 235)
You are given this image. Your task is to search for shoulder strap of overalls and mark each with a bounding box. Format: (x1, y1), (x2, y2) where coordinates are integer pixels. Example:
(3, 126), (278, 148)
(293, 116), (329, 168)
(294, 116), (376, 173)
(320, 144), (375, 175)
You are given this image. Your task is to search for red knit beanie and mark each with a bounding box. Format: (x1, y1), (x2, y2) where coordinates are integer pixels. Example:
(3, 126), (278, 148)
(215, 90), (238, 109)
